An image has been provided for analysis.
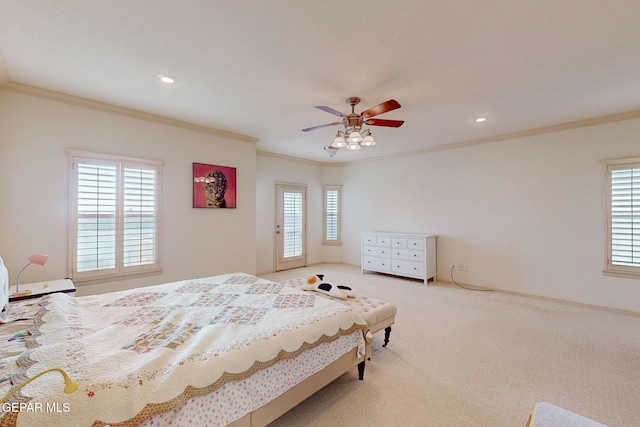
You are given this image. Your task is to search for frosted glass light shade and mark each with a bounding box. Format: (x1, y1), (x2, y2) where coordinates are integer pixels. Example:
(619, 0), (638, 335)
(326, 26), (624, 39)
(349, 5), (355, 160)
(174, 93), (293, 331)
(332, 136), (347, 148)
(361, 135), (376, 146)
(348, 131), (362, 143)
(346, 141), (361, 150)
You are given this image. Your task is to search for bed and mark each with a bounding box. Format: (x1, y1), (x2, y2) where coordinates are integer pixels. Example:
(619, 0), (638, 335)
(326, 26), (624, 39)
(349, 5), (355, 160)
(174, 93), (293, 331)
(0, 271), (369, 426)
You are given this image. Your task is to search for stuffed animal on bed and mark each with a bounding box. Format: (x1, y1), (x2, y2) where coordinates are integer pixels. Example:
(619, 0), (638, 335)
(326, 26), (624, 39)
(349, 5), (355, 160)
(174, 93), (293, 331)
(302, 274), (355, 299)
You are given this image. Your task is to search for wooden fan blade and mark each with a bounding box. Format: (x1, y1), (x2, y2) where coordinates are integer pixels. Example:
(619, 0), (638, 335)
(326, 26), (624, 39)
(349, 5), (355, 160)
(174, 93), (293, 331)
(315, 106), (346, 117)
(302, 122), (342, 132)
(365, 118), (405, 128)
(361, 99), (401, 118)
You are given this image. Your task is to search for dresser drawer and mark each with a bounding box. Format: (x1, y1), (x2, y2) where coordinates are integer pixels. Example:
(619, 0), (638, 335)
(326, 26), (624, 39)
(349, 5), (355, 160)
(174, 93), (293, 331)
(376, 236), (391, 247)
(363, 256), (391, 272)
(407, 238), (425, 250)
(392, 238), (407, 248)
(392, 260), (424, 277)
(363, 245), (391, 258)
(392, 248), (423, 261)
(362, 234), (377, 245)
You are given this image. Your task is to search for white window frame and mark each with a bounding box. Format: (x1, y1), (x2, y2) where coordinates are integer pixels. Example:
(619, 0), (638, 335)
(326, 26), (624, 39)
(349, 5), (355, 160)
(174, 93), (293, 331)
(603, 156), (640, 279)
(67, 150), (163, 283)
(323, 185), (342, 246)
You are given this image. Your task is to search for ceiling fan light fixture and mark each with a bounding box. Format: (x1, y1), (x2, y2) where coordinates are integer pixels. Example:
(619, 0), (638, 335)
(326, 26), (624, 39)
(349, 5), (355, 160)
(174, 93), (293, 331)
(302, 96), (404, 156)
(346, 140), (361, 151)
(348, 130), (362, 144)
(332, 132), (347, 148)
(361, 131), (376, 146)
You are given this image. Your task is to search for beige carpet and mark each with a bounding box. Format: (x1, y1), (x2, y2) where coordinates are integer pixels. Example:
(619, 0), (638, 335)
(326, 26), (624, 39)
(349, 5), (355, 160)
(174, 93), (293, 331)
(260, 264), (640, 427)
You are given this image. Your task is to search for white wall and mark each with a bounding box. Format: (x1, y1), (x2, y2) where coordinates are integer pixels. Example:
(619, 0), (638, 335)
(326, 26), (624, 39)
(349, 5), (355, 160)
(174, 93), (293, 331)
(6, 87), (640, 312)
(338, 118), (640, 312)
(0, 89), (257, 296)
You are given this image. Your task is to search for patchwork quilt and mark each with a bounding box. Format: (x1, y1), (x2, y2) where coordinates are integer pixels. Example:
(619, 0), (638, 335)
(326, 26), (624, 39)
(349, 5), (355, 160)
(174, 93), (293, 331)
(0, 273), (367, 426)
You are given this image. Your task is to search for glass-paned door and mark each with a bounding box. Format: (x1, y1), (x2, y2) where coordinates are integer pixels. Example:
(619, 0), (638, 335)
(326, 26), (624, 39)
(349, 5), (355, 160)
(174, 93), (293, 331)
(275, 184), (306, 271)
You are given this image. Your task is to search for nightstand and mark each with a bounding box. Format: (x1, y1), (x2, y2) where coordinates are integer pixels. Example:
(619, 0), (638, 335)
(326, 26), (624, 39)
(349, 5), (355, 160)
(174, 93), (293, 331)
(9, 279), (76, 302)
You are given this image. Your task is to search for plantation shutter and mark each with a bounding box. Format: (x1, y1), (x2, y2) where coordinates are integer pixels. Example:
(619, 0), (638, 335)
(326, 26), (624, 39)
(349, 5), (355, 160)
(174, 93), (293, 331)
(610, 167), (640, 267)
(325, 189), (339, 241)
(283, 191), (303, 258)
(70, 151), (162, 282)
(123, 166), (157, 267)
(76, 163), (117, 273)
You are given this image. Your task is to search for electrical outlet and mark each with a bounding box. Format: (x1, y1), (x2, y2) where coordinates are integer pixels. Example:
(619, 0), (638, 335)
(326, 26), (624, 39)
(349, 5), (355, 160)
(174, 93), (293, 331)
(464, 265), (469, 272)
(458, 264), (464, 272)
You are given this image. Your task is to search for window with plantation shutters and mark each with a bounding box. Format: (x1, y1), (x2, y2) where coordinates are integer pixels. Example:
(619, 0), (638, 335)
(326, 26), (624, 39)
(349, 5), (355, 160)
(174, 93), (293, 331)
(323, 186), (342, 245)
(603, 157), (640, 278)
(68, 150), (162, 282)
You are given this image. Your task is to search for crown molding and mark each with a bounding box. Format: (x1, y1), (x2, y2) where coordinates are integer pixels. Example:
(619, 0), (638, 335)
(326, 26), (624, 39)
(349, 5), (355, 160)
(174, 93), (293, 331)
(344, 108), (640, 166)
(0, 81), (258, 144)
(5, 81), (640, 165)
(256, 150), (323, 166)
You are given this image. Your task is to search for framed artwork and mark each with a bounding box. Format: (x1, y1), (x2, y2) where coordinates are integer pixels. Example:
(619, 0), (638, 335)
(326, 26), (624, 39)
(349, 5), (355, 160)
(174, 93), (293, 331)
(193, 163), (237, 208)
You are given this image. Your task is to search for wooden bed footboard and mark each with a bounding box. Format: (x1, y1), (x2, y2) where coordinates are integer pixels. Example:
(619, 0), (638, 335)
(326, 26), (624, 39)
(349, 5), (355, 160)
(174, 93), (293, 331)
(227, 342), (370, 427)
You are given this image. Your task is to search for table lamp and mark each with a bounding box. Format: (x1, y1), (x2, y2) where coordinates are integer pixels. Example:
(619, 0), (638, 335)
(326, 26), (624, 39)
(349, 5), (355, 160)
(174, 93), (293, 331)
(14, 254), (48, 296)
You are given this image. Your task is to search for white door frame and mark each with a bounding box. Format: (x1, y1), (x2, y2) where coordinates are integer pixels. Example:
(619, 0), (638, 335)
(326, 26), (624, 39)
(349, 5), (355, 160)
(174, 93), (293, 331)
(275, 183), (307, 271)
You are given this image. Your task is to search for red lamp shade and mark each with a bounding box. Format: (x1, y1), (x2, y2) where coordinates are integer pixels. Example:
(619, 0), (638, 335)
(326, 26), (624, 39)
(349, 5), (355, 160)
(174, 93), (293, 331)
(27, 254), (48, 266)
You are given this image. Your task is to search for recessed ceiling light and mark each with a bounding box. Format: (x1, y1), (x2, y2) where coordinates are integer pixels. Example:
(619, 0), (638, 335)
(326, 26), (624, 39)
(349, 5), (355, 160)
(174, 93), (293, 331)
(156, 73), (178, 84)
(475, 117), (487, 123)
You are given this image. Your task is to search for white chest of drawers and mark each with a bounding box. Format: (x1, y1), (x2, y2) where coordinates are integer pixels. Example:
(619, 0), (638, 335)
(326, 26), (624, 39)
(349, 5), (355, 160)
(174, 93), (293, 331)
(361, 232), (436, 284)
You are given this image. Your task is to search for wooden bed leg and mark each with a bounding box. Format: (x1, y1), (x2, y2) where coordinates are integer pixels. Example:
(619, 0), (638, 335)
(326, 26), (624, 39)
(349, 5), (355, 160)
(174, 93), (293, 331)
(383, 326), (392, 347)
(358, 361), (365, 380)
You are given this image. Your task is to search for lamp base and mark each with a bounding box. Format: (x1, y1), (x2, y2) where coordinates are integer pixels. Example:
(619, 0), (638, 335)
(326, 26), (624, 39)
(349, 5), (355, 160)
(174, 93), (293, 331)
(10, 290), (32, 298)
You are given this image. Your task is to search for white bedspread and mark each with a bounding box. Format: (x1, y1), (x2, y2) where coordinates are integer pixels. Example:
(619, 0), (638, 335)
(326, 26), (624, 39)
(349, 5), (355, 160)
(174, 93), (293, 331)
(2, 273), (367, 426)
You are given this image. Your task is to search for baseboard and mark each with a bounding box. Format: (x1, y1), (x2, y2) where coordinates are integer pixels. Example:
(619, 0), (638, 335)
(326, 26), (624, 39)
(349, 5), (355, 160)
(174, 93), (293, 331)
(440, 279), (640, 317)
(257, 262), (357, 277)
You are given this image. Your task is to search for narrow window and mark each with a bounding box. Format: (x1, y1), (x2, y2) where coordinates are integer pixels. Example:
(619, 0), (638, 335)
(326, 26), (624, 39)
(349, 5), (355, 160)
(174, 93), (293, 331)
(323, 186), (341, 245)
(68, 150), (162, 283)
(603, 157), (640, 278)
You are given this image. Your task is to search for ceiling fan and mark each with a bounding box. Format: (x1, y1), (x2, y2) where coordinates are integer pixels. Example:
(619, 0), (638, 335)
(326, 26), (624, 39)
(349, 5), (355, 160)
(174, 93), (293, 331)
(302, 97), (404, 155)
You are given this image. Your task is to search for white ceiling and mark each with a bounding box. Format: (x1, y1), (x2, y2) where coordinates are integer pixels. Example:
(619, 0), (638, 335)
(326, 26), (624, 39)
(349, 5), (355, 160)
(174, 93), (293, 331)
(2, 1), (640, 163)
